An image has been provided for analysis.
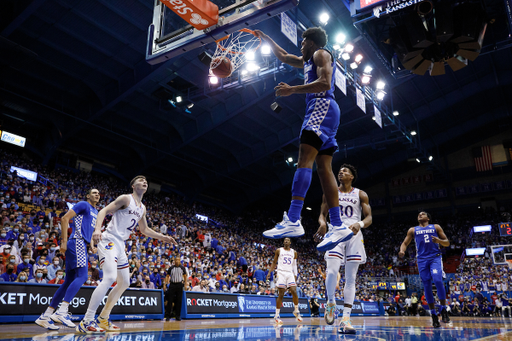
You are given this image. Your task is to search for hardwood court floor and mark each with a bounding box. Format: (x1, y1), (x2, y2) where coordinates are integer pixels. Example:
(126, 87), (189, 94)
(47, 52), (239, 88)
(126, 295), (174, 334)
(1, 316), (511, 340)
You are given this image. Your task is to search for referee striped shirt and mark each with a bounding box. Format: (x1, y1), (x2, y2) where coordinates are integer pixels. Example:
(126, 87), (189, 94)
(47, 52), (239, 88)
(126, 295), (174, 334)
(168, 265), (186, 284)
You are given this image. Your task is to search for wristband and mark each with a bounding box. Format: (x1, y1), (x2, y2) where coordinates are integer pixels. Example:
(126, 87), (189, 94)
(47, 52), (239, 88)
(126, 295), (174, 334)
(358, 221), (364, 229)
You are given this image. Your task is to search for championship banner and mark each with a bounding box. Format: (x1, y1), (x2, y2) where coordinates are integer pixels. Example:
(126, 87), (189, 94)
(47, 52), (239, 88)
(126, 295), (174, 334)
(183, 292), (310, 318)
(317, 299), (379, 315)
(0, 283), (163, 323)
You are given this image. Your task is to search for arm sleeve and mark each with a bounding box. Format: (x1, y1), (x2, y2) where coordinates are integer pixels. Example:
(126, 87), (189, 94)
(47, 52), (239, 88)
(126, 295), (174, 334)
(292, 258), (298, 277)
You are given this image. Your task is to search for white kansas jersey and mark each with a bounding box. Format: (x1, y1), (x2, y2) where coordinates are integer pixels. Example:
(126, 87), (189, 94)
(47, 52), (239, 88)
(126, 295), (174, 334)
(277, 247), (295, 273)
(338, 187), (362, 227)
(105, 194), (145, 241)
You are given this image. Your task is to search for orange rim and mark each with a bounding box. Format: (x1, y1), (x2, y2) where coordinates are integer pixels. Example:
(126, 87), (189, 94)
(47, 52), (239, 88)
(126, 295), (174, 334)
(214, 28), (262, 55)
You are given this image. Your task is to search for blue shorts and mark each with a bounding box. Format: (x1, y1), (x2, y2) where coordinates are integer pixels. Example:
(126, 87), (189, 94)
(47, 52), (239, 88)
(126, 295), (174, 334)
(66, 238), (88, 270)
(418, 256), (443, 282)
(300, 97), (340, 152)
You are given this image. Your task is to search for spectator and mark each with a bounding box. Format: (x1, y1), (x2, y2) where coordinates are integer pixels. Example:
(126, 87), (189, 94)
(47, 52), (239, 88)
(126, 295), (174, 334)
(1, 263), (17, 282)
(192, 279), (210, 293)
(142, 275), (155, 289)
(47, 256), (61, 281)
(48, 269), (65, 285)
(29, 269), (48, 284)
(90, 260), (100, 281)
(33, 254), (48, 276)
(15, 270), (29, 283)
(310, 297), (320, 317)
(84, 270), (98, 287)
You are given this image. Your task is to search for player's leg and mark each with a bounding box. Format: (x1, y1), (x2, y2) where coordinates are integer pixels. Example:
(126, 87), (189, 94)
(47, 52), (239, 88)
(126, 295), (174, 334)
(418, 260), (440, 328)
(287, 274), (302, 322)
(431, 257), (450, 323)
(324, 250), (343, 325)
(97, 245), (130, 331)
(339, 261), (359, 334)
(274, 276), (286, 326)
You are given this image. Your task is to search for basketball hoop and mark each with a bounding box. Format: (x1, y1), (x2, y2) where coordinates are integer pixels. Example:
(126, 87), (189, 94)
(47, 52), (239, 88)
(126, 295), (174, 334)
(210, 28), (261, 75)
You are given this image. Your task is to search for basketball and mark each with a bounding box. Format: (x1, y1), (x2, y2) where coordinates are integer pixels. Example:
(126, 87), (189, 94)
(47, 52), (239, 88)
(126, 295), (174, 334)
(211, 56), (233, 78)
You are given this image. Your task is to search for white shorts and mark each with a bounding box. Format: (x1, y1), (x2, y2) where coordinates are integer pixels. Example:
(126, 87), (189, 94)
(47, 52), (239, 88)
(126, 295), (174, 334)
(98, 233), (129, 271)
(324, 231), (366, 265)
(276, 271), (296, 288)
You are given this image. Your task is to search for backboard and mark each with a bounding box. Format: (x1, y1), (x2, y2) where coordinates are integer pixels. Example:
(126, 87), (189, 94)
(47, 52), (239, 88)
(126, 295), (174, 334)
(146, 0), (299, 65)
(491, 244), (512, 265)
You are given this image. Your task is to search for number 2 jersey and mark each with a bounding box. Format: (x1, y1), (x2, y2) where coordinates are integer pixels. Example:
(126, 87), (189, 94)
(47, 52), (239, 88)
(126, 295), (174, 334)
(104, 194), (145, 241)
(413, 224), (441, 262)
(277, 247), (295, 273)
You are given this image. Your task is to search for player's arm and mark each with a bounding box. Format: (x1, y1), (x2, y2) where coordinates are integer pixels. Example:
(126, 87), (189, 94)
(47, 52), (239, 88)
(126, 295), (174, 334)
(336, 272), (341, 291)
(278, 49), (333, 96)
(59, 208), (77, 253)
(139, 208), (177, 245)
(92, 194), (131, 244)
(292, 250), (298, 281)
(348, 190), (373, 235)
(183, 271), (189, 290)
(432, 225), (450, 247)
(315, 195), (329, 242)
(398, 227), (415, 258)
(267, 249), (280, 280)
(253, 30), (303, 68)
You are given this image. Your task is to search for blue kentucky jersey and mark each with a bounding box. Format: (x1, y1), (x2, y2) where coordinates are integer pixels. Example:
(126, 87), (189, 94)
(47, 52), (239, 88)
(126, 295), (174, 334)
(304, 48), (336, 103)
(70, 201), (98, 243)
(414, 224), (441, 261)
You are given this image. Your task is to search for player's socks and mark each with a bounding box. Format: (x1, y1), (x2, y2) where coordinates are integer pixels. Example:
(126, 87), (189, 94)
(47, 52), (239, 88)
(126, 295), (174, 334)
(288, 200), (303, 222)
(329, 207), (342, 227)
(294, 304), (299, 313)
(57, 302), (69, 315)
(343, 307), (352, 317)
(275, 309), (280, 317)
(43, 307), (55, 318)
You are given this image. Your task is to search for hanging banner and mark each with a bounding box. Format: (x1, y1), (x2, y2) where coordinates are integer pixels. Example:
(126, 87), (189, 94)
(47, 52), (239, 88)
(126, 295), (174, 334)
(356, 88), (365, 113)
(281, 12), (297, 46)
(374, 105), (382, 127)
(335, 69), (347, 95)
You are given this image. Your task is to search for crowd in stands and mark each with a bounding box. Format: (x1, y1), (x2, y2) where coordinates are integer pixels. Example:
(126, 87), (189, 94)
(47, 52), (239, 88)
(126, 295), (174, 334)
(1, 149), (512, 313)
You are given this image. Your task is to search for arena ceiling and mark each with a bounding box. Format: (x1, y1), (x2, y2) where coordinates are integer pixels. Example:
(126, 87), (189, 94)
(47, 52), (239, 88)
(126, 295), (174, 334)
(1, 0), (511, 212)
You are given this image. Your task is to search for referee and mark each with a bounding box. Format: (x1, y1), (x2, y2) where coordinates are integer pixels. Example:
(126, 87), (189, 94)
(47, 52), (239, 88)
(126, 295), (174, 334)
(165, 257), (189, 321)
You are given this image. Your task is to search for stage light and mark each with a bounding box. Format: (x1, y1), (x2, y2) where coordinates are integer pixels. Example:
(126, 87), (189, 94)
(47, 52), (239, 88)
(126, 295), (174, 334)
(241, 69), (248, 76)
(429, 155), (433, 161)
(372, 116), (376, 121)
(261, 44), (271, 56)
(247, 51), (255, 60)
(336, 33), (346, 44)
(361, 75), (371, 84)
(341, 53), (350, 60)
(209, 76), (218, 84)
(376, 81), (386, 90)
(376, 90), (386, 100)
(416, 158), (421, 163)
(333, 44), (341, 50)
(187, 103), (194, 109)
(355, 54), (363, 63)
(364, 66), (373, 73)
(344, 44), (354, 53)
(288, 157), (293, 162)
(246, 63), (260, 72)
(393, 111), (399, 116)
(350, 62), (358, 69)
(411, 130), (417, 136)
(319, 13), (329, 25)
(306, 207), (312, 211)
(176, 96), (182, 103)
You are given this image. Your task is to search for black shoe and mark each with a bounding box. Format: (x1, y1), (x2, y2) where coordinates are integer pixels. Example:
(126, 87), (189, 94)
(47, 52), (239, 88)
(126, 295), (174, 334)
(176, 317), (181, 321)
(441, 308), (451, 323)
(431, 314), (441, 328)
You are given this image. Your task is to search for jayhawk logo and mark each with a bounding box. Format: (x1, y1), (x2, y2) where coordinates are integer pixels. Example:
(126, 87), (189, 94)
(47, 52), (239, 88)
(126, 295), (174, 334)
(105, 242), (114, 250)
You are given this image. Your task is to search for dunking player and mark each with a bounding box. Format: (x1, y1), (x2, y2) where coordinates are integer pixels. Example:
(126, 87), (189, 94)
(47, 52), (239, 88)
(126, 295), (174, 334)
(267, 237), (302, 325)
(77, 176), (177, 333)
(35, 189), (100, 330)
(317, 164), (372, 334)
(399, 212), (451, 328)
(255, 28), (353, 251)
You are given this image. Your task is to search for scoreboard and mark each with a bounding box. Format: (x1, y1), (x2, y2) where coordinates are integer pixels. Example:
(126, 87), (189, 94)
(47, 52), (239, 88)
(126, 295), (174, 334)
(499, 222), (512, 236)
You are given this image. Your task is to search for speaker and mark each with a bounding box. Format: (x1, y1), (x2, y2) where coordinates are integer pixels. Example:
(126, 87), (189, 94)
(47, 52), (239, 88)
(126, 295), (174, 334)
(434, 1), (454, 43)
(270, 101), (282, 113)
(198, 51), (213, 67)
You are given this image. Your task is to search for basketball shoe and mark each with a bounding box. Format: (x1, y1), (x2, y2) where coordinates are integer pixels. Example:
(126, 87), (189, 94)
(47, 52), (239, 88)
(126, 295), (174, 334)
(35, 316), (59, 330)
(76, 320), (106, 334)
(431, 314), (441, 328)
(338, 316), (356, 334)
(316, 223), (354, 252)
(441, 307), (451, 324)
(274, 316), (283, 326)
(324, 302), (336, 325)
(96, 316), (121, 331)
(293, 310), (303, 322)
(263, 212), (305, 239)
(50, 311), (76, 328)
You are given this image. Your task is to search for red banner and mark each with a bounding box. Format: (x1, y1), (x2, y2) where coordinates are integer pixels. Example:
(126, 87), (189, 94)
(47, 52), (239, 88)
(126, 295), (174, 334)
(360, 0), (384, 9)
(160, 0), (219, 30)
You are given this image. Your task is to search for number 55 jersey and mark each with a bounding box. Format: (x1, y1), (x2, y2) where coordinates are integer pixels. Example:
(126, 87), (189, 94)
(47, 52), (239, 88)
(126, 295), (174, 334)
(99, 195), (145, 270)
(276, 248), (297, 288)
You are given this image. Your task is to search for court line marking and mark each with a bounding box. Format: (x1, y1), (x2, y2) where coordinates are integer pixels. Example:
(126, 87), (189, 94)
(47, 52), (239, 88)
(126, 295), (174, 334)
(471, 330), (512, 340)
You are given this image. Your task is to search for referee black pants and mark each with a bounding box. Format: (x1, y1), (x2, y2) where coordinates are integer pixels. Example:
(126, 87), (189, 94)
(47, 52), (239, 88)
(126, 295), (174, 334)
(165, 282), (184, 318)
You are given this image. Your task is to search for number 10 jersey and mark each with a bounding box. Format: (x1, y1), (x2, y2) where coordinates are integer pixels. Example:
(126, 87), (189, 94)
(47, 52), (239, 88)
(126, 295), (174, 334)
(104, 194), (146, 241)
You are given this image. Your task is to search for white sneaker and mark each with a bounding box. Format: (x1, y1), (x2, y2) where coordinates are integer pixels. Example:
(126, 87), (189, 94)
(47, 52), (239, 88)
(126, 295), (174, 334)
(263, 212), (305, 239)
(35, 316), (60, 330)
(324, 303), (336, 325)
(293, 310), (303, 322)
(338, 316), (356, 334)
(274, 316), (284, 325)
(50, 311), (76, 328)
(316, 223), (353, 252)
(76, 320), (106, 334)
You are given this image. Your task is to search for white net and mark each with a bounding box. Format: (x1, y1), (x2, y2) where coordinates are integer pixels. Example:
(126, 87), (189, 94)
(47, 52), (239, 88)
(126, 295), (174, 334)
(210, 28), (261, 75)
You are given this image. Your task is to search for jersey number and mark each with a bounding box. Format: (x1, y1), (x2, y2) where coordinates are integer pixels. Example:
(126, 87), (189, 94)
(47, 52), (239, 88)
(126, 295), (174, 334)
(283, 257), (292, 264)
(340, 205), (353, 218)
(424, 234), (430, 243)
(127, 219), (137, 232)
